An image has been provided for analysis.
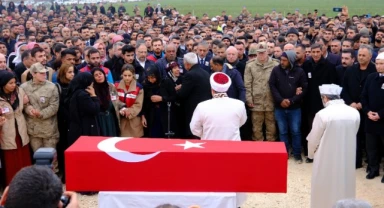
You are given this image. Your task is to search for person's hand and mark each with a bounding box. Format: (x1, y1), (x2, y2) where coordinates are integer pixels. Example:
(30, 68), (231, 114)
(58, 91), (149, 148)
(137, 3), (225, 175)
(141, 115), (147, 127)
(29, 109), (40, 117)
(175, 84), (182, 91)
(296, 87), (302, 95)
(341, 5), (349, 18)
(85, 85), (96, 97)
(350, 102), (358, 109)
(123, 108), (130, 118)
(23, 94), (29, 104)
(356, 103), (362, 110)
(151, 95), (162, 102)
(369, 112), (380, 121)
(0, 116), (6, 126)
(280, 99), (290, 108)
(247, 103), (254, 108)
(58, 191), (79, 208)
(119, 107), (126, 116)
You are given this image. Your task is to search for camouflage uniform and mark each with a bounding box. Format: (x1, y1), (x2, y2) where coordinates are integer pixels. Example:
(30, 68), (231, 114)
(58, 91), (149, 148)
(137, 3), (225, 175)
(244, 53), (279, 141)
(21, 77), (59, 172)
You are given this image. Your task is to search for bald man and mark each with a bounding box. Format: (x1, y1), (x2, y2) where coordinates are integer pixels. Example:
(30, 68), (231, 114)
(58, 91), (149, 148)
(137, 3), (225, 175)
(283, 43), (295, 51)
(226, 46), (246, 79)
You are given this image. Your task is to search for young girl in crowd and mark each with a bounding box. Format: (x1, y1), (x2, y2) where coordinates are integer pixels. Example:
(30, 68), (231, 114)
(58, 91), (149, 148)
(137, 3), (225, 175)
(56, 63), (75, 182)
(116, 64), (144, 137)
(142, 65), (178, 138)
(92, 68), (121, 137)
(0, 70), (31, 185)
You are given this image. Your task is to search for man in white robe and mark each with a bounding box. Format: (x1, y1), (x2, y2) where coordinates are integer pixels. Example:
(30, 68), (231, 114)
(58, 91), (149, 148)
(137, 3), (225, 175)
(190, 72), (247, 140)
(307, 84), (360, 208)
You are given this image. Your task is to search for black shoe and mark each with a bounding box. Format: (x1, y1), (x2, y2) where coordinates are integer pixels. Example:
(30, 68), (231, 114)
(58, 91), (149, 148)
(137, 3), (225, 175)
(306, 158), (313, 163)
(366, 171), (379, 179)
(382, 175), (384, 183)
(294, 155), (303, 164)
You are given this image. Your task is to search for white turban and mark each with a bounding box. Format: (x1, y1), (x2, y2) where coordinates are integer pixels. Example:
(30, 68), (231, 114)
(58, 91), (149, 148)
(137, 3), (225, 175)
(376, 52), (384, 60)
(319, 84), (342, 96)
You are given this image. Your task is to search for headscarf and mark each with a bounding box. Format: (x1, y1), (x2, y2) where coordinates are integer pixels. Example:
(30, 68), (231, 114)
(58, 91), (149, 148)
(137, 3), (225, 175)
(92, 68), (110, 112)
(12, 42), (27, 64)
(0, 70), (19, 110)
(64, 72), (94, 105)
(145, 64), (161, 87)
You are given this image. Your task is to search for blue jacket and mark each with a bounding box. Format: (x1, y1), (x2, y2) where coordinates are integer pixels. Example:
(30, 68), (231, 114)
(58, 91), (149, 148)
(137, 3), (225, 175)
(222, 63), (246, 103)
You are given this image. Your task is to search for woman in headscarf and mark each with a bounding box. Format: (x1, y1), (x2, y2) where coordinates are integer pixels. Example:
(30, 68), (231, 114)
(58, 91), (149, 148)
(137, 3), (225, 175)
(142, 65), (178, 138)
(93, 42), (107, 64)
(8, 42), (27, 71)
(66, 72), (100, 147)
(0, 70), (31, 186)
(116, 64), (144, 137)
(92, 68), (121, 137)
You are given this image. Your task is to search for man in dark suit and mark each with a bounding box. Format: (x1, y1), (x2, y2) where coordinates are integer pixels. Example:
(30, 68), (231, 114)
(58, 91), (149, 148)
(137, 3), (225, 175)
(177, 52), (212, 138)
(336, 49), (355, 85)
(302, 43), (337, 162)
(361, 52), (384, 182)
(316, 37), (341, 66)
(341, 44), (376, 169)
(196, 41), (212, 74)
(14, 50), (33, 84)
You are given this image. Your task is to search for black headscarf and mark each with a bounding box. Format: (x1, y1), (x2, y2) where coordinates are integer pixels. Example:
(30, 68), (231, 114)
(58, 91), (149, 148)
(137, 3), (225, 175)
(64, 72), (94, 105)
(0, 70), (19, 110)
(145, 64), (162, 87)
(91, 68), (110, 112)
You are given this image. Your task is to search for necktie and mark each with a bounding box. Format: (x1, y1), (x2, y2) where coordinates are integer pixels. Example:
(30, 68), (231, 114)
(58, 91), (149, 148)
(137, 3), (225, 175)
(200, 59), (204, 65)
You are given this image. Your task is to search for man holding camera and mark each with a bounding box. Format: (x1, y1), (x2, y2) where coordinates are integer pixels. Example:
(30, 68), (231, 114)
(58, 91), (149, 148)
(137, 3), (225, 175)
(0, 166), (79, 208)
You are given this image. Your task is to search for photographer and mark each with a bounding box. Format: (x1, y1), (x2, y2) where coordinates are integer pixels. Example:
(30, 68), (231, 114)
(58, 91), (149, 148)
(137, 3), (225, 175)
(0, 166), (79, 208)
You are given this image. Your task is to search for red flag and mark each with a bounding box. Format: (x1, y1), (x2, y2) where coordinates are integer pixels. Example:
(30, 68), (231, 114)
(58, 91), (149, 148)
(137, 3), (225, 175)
(65, 137), (288, 192)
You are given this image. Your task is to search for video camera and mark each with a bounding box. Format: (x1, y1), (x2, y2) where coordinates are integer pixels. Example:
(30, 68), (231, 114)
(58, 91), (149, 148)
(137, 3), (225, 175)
(33, 148), (70, 207)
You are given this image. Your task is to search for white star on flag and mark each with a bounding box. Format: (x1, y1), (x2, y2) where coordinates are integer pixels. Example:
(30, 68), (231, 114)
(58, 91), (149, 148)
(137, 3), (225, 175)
(174, 141), (206, 150)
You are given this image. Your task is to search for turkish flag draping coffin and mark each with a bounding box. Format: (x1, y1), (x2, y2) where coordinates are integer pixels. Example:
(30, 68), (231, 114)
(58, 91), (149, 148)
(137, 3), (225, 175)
(65, 137), (288, 193)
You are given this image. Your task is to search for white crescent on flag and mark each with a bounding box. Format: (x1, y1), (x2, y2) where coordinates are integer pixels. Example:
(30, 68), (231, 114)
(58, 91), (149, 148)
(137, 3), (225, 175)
(97, 137), (161, 163)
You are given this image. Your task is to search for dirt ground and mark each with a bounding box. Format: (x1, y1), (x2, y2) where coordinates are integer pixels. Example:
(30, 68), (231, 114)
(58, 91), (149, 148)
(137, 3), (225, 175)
(76, 158), (384, 208)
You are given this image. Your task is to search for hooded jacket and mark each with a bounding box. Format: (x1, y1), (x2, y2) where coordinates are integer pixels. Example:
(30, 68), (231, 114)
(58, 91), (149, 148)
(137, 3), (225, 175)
(269, 51), (308, 109)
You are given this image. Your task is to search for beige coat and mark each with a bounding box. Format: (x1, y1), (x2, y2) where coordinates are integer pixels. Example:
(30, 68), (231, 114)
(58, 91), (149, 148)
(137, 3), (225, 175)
(117, 80), (144, 137)
(20, 80), (59, 139)
(0, 87), (30, 150)
(20, 67), (54, 84)
(244, 57), (279, 112)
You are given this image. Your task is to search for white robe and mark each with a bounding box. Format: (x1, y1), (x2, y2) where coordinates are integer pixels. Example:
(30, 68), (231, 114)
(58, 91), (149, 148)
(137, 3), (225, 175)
(190, 97), (247, 141)
(307, 99), (360, 208)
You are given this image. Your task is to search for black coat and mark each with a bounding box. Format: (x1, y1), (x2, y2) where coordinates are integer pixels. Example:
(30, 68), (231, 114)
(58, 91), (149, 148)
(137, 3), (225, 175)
(14, 62), (27, 83)
(177, 64), (212, 137)
(67, 90), (100, 146)
(335, 65), (348, 85)
(302, 57), (337, 115)
(361, 73), (384, 135)
(341, 62), (376, 105)
(198, 55), (212, 74)
(143, 78), (178, 138)
(269, 65), (308, 109)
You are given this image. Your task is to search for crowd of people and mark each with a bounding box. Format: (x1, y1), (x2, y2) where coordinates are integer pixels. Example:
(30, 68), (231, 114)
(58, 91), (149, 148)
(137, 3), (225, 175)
(0, 0), (383, 205)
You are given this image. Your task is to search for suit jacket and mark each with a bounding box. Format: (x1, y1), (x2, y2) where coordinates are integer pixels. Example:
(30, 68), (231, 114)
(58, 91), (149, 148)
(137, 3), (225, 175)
(361, 73), (384, 135)
(198, 55), (212, 74)
(326, 52), (341, 66)
(341, 62), (376, 105)
(302, 57), (337, 115)
(177, 64), (212, 137)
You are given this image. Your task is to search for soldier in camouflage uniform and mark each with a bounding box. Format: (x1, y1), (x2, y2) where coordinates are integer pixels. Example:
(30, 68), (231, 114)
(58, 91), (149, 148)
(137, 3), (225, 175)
(244, 42), (279, 141)
(20, 62), (59, 172)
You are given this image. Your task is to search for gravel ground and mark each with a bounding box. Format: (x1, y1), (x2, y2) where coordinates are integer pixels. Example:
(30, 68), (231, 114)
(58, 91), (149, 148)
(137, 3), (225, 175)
(75, 158), (384, 208)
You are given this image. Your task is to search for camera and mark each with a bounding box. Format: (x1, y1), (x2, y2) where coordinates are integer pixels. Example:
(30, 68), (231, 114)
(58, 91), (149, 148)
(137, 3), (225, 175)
(34, 148), (70, 207)
(60, 195), (70, 207)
